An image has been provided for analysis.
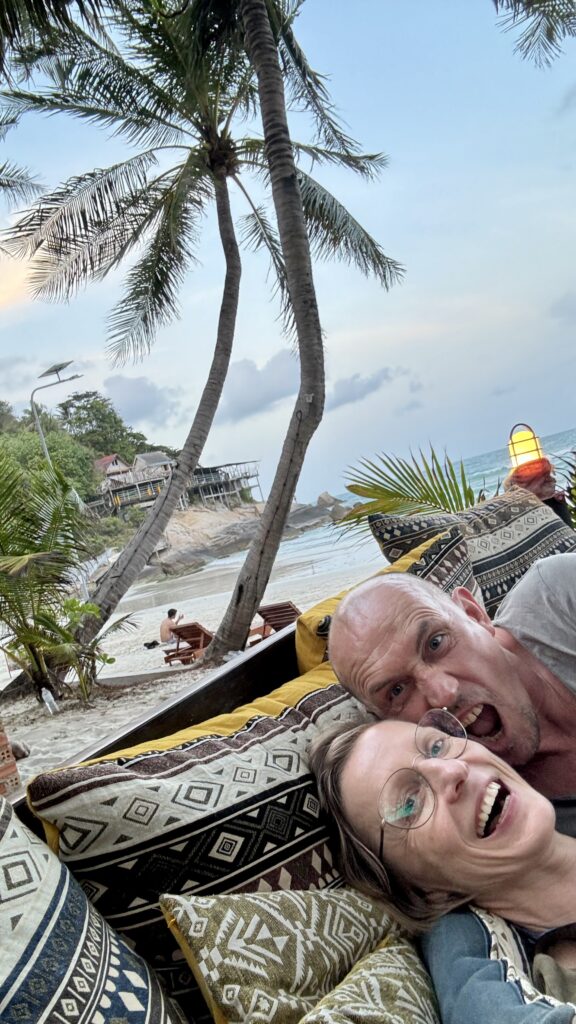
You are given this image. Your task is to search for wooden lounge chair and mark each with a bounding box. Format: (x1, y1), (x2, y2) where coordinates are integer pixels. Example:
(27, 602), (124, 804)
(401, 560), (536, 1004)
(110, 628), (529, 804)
(164, 621), (214, 665)
(248, 601), (302, 645)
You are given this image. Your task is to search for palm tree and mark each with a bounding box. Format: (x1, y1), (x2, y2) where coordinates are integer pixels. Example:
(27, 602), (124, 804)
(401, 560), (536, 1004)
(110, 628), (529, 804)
(0, 0), (103, 75)
(2, 0), (401, 649)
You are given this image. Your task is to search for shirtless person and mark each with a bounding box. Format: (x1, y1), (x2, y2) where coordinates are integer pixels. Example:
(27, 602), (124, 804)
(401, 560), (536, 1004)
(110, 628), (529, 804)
(159, 608), (183, 644)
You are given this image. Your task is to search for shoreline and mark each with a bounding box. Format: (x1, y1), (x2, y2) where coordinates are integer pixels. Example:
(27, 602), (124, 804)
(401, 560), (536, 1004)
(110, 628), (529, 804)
(3, 499), (382, 790)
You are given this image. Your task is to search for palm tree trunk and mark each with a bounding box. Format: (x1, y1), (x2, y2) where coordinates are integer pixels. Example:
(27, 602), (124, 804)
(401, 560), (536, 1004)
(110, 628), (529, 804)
(79, 172), (241, 642)
(207, 0), (325, 658)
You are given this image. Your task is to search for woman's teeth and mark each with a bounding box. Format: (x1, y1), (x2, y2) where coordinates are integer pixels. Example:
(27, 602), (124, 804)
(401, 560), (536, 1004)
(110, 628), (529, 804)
(477, 780), (501, 837)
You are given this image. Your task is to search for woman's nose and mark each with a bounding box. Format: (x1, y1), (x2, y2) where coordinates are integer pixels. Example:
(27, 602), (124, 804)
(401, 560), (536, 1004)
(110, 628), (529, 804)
(421, 755), (469, 799)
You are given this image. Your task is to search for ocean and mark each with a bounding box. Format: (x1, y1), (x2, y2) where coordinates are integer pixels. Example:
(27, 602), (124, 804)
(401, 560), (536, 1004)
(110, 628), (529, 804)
(122, 425), (576, 614)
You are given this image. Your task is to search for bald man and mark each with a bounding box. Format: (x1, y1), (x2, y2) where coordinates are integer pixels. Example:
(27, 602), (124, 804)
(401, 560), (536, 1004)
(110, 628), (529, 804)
(328, 553), (576, 805)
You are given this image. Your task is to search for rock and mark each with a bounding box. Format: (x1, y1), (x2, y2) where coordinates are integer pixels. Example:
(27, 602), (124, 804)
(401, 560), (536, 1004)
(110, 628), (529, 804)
(316, 491), (338, 508)
(327, 501), (352, 523)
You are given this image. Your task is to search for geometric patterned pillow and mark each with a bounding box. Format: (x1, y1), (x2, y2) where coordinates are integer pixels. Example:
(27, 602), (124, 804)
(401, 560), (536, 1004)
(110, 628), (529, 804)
(26, 666), (369, 1020)
(369, 489), (576, 616)
(0, 797), (185, 1024)
(160, 888), (394, 1024)
(299, 929), (440, 1024)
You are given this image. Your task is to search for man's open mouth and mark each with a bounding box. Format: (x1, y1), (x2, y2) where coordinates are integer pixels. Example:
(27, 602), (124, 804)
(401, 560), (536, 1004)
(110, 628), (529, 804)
(476, 779), (511, 838)
(461, 703), (502, 740)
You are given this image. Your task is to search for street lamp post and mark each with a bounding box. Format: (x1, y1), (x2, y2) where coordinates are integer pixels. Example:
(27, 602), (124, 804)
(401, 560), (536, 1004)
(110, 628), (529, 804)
(30, 361), (83, 467)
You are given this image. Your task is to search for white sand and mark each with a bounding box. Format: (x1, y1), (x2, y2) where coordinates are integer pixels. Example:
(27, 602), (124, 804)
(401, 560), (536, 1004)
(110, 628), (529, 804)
(2, 505), (384, 790)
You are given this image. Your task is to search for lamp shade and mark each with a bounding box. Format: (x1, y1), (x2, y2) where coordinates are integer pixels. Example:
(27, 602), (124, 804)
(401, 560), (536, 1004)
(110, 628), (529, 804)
(508, 423), (544, 469)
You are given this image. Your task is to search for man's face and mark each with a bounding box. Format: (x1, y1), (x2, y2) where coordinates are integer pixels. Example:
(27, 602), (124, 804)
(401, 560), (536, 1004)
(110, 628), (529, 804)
(331, 581), (540, 767)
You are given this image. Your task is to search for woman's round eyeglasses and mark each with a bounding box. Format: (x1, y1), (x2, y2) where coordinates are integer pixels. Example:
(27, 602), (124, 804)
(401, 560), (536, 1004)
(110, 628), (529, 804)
(377, 708), (467, 860)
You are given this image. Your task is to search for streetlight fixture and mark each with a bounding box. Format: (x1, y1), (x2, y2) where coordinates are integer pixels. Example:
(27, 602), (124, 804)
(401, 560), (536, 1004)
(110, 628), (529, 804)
(30, 361), (83, 466)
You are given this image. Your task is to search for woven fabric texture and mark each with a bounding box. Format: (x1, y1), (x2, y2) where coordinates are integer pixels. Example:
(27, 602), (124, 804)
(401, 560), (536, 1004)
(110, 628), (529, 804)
(0, 798), (184, 1024)
(161, 888), (394, 1024)
(27, 671), (368, 1018)
(300, 930), (440, 1024)
(369, 489), (576, 615)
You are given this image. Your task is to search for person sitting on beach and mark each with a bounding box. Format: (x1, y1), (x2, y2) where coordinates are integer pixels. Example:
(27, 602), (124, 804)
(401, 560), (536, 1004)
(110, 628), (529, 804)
(310, 707), (576, 1020)
(504, 457), (573, 527)
(159, 608), (183, 644)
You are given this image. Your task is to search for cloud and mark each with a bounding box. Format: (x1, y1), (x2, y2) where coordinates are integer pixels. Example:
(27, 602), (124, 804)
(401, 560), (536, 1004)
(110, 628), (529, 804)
(395, 399), (423, 415)
(216, 349), (299, 423)
(103, 375), (185, 429)
(326, 367), (407, 411)
(0, 257), (32, 310)
(549, 291), (576, 324)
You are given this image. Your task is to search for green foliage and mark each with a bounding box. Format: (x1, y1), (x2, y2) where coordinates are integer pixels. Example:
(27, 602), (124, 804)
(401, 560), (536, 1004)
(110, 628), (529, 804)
(339, 446), (482, 537)
(58, 390), (149, 462)
(0, 427), (98, 497)
(86, 507), (147, 555)
(0, 452), (133, 698)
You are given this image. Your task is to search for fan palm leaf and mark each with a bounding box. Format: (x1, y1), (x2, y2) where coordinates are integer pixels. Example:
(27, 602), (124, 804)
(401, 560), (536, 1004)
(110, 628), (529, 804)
(339, 447), (480, 538)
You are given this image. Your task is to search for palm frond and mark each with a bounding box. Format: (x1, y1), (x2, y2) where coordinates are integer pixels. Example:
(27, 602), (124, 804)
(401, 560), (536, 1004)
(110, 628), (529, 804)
(236, 191), (296, 337)
(292, 142), (389, 180)
(269, 0), (358, 154)
(493, 0), (576, 66)
(0, 0), (104, 76)
(2, 149), (157, 265)
(106, 155), (210, 364)
(0, 160), (41, 202)
(297, 168), (404, 289)
(339, 447), (479, 537)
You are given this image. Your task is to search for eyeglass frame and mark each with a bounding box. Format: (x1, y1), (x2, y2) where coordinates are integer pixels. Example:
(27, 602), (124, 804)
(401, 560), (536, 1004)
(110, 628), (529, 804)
(377, 707), (468, 863)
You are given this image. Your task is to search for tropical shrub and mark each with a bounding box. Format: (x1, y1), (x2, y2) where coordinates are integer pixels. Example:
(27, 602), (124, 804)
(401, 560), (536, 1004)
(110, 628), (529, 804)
(0, 453), (132, 699)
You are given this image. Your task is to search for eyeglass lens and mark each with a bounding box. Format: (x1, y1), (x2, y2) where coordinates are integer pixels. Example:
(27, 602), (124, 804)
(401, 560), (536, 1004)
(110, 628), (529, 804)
(378, 709), (467, 830)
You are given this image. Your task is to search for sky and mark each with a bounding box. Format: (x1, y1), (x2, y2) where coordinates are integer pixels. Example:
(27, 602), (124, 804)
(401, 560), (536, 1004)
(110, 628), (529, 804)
(1, 0), (576, 502)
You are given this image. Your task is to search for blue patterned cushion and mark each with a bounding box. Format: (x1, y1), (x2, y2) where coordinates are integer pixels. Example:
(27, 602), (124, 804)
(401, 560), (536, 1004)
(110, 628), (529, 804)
(0, 798), (183, 1024)
(369, 490), (576, 616)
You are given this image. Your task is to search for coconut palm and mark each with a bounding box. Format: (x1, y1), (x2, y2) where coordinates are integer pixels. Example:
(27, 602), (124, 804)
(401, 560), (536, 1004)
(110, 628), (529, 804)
(2, 0), (401, 651)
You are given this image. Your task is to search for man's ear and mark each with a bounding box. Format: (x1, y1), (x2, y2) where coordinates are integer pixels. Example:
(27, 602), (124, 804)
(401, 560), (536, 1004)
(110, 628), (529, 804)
(450, 587), (495, 634)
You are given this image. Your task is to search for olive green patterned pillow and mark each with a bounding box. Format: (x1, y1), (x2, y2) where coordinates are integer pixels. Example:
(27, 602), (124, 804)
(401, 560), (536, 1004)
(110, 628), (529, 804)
(160, 888), (393, 1024)
(300, 929), (440, 1023)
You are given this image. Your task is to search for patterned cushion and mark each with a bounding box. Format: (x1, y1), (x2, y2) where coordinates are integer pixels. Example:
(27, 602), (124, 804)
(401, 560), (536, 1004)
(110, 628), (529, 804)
(160, 888), (394, 1024)
(0, 797), (184, 1024)
(369, 489), (576, 616)
(300, 930), (440, 1023)
(296, 528), (481, 672)
(27, 664), (369, 1020)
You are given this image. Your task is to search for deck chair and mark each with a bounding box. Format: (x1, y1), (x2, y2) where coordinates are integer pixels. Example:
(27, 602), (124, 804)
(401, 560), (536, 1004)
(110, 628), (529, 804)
(247, 601), (302, 645)
(164, 621), (214, 665)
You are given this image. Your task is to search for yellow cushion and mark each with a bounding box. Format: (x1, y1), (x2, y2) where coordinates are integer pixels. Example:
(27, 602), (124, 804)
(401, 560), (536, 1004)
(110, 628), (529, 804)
(295, 532), (444, 674)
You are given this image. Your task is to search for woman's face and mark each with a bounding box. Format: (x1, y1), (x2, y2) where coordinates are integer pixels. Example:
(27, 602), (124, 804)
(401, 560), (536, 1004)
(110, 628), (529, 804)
(339, 719), (556, 902)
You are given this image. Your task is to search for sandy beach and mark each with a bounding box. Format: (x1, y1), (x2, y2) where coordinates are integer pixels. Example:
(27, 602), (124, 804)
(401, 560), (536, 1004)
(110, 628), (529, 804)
(2, 502), (384, 792)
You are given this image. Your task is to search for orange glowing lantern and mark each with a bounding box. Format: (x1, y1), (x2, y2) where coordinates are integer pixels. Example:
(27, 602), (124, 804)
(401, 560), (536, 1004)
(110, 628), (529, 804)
(508, 423), (545, 470)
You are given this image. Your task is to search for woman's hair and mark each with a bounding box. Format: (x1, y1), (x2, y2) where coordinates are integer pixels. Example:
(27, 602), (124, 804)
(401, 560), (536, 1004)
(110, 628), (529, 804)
(308, 720), (468, 934)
